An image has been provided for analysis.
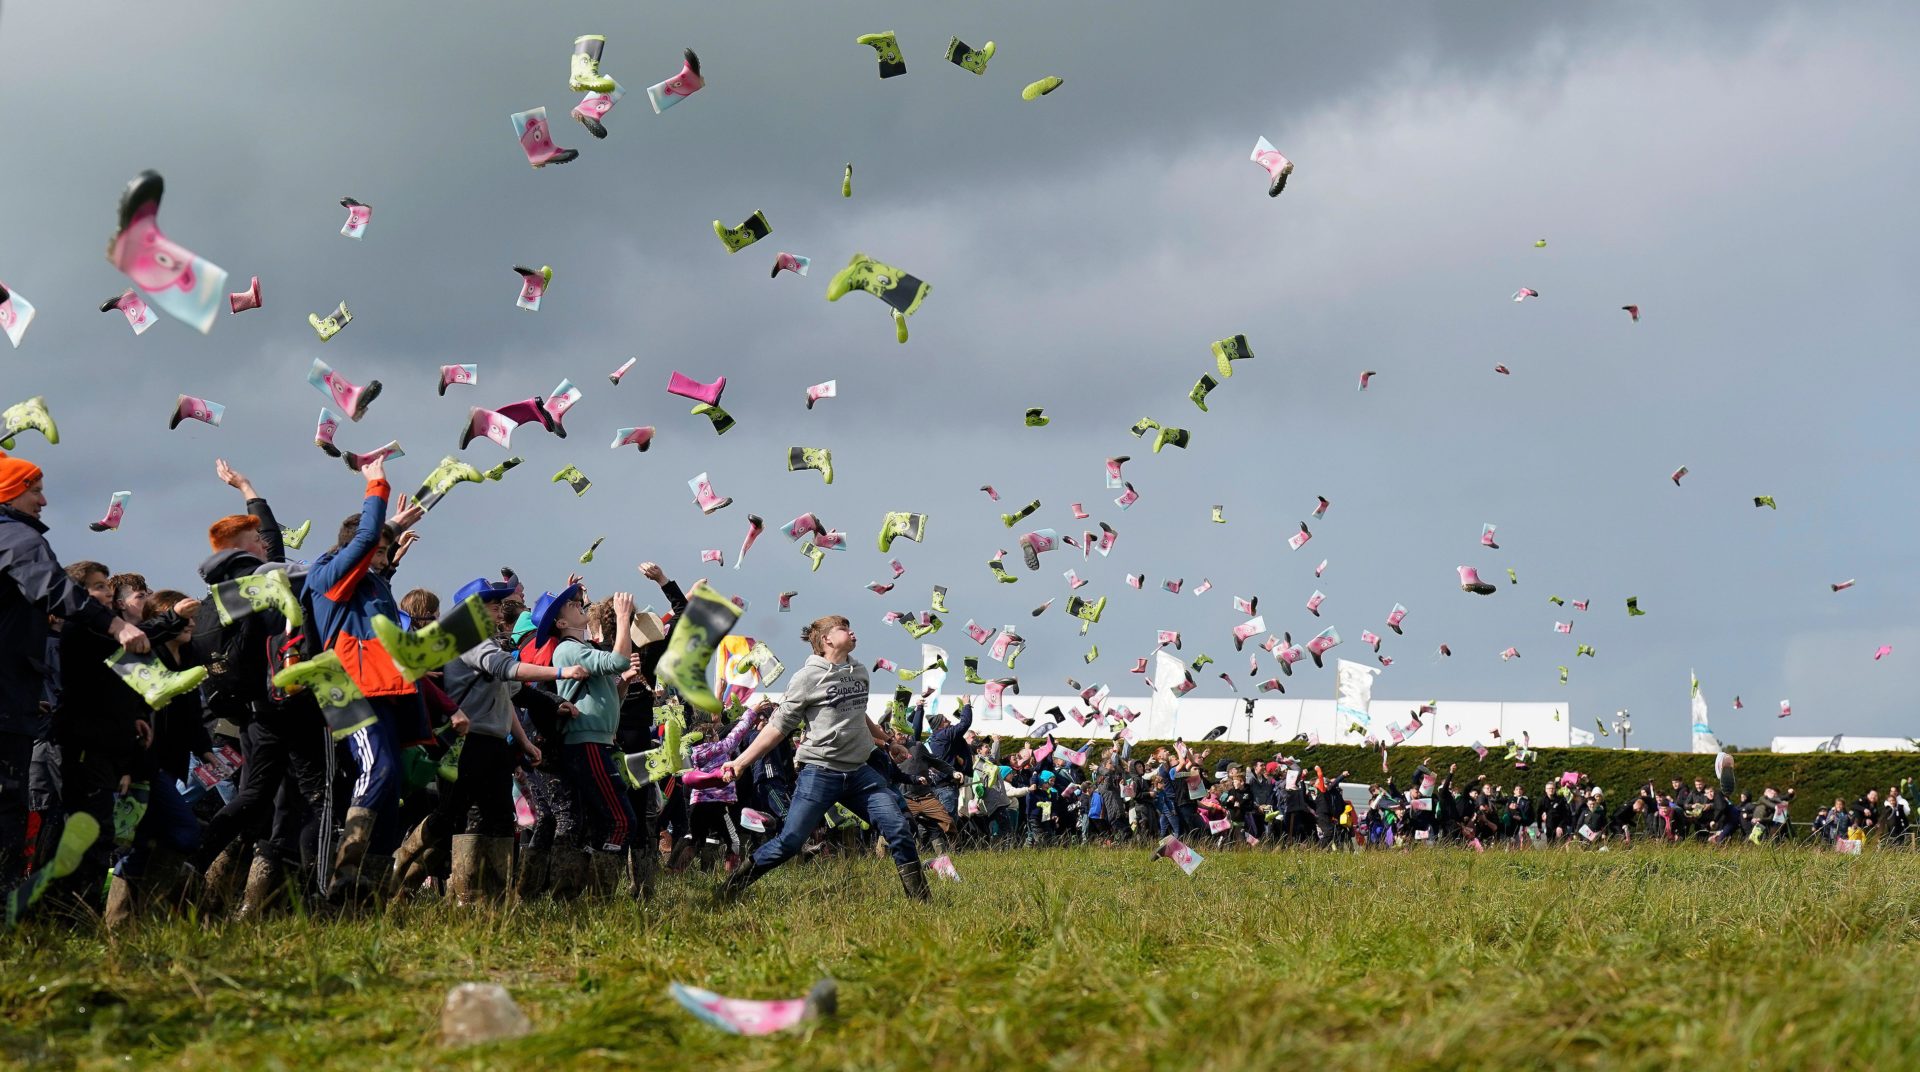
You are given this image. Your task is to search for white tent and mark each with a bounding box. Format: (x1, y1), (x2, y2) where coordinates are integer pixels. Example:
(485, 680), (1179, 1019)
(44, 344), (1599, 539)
(1769, 735), (1917, 754)
(863, 694), (1581, 747)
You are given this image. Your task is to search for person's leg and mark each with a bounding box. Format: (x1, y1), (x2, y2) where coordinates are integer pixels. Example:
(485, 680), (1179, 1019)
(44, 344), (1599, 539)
(194, 719), (289, 871)
(335, 713), (401, 897)
(838, 765), (927, 899)
(52, 734), (122, 908)
(0, 731), (33, 884)
(724, 766), (844, 898)
(26, 736), (62, 875)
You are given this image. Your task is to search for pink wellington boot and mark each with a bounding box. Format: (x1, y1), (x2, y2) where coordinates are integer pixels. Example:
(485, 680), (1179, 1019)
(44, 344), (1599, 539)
(106, 170), (229, 335)
(1250, 136), (1294, 197)
(611, 426), (655, 451)
(572, 83), (625, 139)
(168, 394), (224, 430)
(1458, 566), (1497, 595)
(1232, 616), (1265, 651)
(646, 49), (704, 113)
(307, 358), (382, 422)
(100, 290), (159, 335)
(438, 364), (477, 396)
(666, 370), (726, 407)
(343, 440), (404, 473)
(1306, 627), (1341, 668)
(1305, 590), (1325, 617)
(689, 472), (732, 515)
(492, 396), (558, 434)
(227, 276), (261, 314)
(1387, 604), (1408, 635)
(460, 407), (520, 451)
(511, 107), (579, 168)
(314, 408), (343, 457)
(542, 379), (581, 439)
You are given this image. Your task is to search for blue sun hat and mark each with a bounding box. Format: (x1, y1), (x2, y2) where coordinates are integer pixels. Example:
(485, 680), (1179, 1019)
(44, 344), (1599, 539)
(532, 582), (584, 647)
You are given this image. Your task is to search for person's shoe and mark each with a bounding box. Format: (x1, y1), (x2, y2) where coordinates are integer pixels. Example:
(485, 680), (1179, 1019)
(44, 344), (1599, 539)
(512, 843), (550, 902)
(718, 858), (768, 902)
(546, 848), (590, 901)
(478, 837), (514, 902)
(897, 860), (931, 902)
(235, 851), (284, 920)
(102, 871), (138, 930)
(387, 819), (437, 899)
(570, 34), (616, 92)
(666, 838), (696, 874)
(448, 834), (483, 907)
(588, 850), (625, 896)
(329, 807), (377, 904)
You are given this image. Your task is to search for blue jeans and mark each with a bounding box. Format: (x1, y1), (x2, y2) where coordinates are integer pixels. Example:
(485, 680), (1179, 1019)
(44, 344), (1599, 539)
(933, 785), (959, 825)
(750, 762), (918, 872)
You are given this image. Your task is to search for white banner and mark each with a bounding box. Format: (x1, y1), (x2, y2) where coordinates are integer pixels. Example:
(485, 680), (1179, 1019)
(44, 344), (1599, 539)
(1334, 659), (1379, 733)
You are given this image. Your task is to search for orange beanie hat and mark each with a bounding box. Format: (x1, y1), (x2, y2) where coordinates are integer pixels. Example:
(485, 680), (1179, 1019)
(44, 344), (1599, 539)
(0, 451), (41, 504)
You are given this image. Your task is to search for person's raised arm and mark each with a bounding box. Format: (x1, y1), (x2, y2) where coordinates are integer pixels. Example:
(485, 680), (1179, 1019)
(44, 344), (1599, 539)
(216, 458), (286, 563)
(611, 591), (634, 661)
(637, 562), (688, 615)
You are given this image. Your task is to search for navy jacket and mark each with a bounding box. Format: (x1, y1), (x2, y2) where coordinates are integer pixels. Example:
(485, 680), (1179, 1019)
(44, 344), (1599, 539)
(0, 506), (116, 736)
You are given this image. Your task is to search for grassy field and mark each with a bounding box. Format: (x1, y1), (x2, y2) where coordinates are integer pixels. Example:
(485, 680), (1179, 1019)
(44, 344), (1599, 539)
(6, 845), (1920, 1071)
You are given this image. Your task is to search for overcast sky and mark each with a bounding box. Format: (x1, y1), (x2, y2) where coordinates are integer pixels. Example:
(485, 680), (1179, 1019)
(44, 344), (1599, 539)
(3, 1), (1917, 750)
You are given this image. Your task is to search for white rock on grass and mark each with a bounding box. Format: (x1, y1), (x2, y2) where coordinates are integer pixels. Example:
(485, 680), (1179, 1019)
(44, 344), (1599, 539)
(440, 982), (532, 1047)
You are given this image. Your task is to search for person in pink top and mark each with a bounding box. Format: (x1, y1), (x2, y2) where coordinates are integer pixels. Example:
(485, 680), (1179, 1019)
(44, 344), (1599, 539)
(669, 700), (767, 873)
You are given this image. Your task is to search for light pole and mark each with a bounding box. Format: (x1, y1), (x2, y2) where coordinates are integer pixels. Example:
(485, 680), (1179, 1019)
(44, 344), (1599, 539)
(1614, 710), (1631, 750)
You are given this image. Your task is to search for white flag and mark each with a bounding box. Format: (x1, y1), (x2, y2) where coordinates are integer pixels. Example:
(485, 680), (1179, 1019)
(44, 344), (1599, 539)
(1690, 670), (1722, 754)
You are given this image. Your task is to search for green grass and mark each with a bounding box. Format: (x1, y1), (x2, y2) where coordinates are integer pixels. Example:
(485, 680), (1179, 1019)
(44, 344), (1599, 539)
(7, 845), (1920, 1070)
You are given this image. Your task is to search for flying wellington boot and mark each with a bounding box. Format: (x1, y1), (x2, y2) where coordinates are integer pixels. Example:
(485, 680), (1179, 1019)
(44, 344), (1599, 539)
(0, 396), (57, 449)
(209, 567), (305, 628)
(857, 31), (906, 77)
(667, 370), (727, 406)
(945, 36), (995, 74)
(413, 455), (486, 511)
(308, 301), (352, 342)
(106, 647), (209, 710)
(371, 594), (491, 682)
(573, 81), (625, 139)
(653, 581), (742, 714)
(570, 34), (616, 92)
(876, 511), (926, 552)
(827, 252), (931, 317)
(511, 106), (579, 168)
(962, 656), (986, 685)
(988, 553), (1018, 584)
(1000, 499), (1040, 528)
(1250, 137), (1294, 197)
(1066, 594), (1106, 624)
(713, 211), (771, 253)
(691, 402), (735, 435)
(788, 446), (834, 484)
(645, 48), (704, 113)
(6, 814), (99, 928)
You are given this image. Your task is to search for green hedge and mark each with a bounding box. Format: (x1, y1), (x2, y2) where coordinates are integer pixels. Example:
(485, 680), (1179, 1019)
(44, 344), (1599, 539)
(999, 741), (1919, 811)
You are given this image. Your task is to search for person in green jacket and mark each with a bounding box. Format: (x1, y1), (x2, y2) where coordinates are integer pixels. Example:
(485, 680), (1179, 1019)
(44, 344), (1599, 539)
(532, 582), (636, 894)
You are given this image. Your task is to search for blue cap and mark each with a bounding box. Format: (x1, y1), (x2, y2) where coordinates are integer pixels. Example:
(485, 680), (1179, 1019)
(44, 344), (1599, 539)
(454, 577), (516, 605)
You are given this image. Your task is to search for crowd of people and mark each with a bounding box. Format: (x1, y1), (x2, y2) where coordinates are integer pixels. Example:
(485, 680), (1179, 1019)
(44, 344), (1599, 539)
(1, 451), (1914, 932)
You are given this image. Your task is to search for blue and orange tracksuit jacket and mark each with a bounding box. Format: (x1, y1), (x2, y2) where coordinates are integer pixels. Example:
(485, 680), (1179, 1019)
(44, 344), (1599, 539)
(306, 478), (410, 701)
